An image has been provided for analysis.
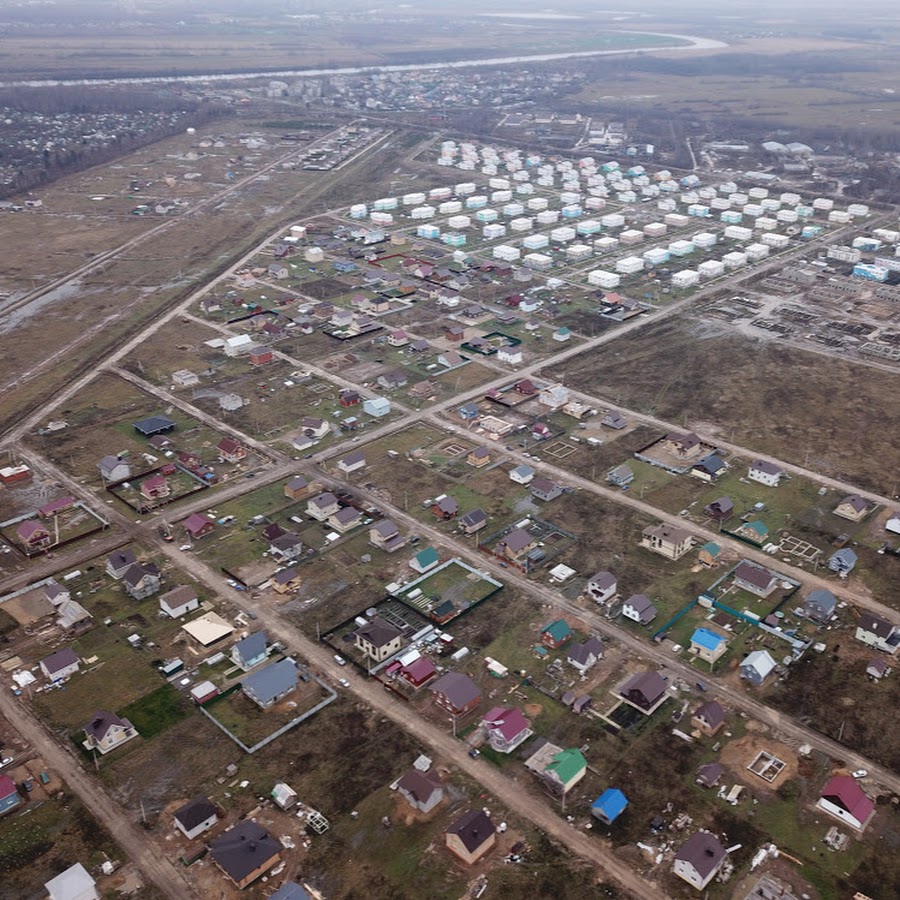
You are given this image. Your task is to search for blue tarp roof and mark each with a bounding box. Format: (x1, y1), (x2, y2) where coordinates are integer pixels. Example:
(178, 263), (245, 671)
(592, 788), (628, 823)
(691, 628), (725, 651)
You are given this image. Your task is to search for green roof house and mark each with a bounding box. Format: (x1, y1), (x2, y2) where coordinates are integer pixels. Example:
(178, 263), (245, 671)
(541, 619), (572, 649)
(410, 546), (440, 574)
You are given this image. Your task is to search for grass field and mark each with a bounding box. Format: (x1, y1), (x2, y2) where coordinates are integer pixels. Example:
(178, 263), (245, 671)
(118, 684), (190, 741)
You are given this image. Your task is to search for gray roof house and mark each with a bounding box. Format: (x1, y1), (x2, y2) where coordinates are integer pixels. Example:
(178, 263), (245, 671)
(567, 637), (603, 674)
(269, 883), (312, 900)
(98, 454), (131, 482)
(231, 632), (269, 670)
(622, 594), (657, 625)
(45, 863), (99, 900)
(740, 649), (777, 685)
(107, 548), (138, 579)
(531, 477), (563, 502)
(802, 589), (838, 623)
(829, 548), (858, 575)
(586, 570), (617, 604)
(123, 562), (161, 600)
(242, 659), (298, 708)
(209, 820), (281, 889)
(607, 464), (634, 487)
(396, 768), (444, 814)
(459, 508), (488, 533)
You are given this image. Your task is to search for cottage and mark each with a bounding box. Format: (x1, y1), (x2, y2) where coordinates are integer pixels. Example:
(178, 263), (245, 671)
(531, 422), (552, 441)
(209, 821), (281, 889)
(337, 450), (366, 475)
(431, 495), (459, 520)
(106, 548), (137, 579)
(16, 520), (51, 550)
(467, 446), (491, 468)
(641, 523), (694, 560)
(740, 649), (777, 685)
(541, 619), (572, 649)
(601, 410), (627, 430)
(586, 571), (617, 604)
(734, 520), (769, 544)
(690, 628), (727, 663)
(591, 788), (628, 826)
(40, 647), (80, 682)
(216, 437), (247, 464)
(98, 454), (130, 482)
(696, 762), (724, 788)
(663, 431), (703, 459)
(834, 494), (868, 522)
(531, 477), (563, 502)
(369, 519), (406, 552)
(44, 580), (70, 606)
(231, 632), (269, 671)
(619, 671), (668, 711)
(140, 474), (170, 501)
(272, 567), (302, 594)
(283, 475), (310, 499)
(704, 496), (734, 521)
(354, 617), (403, 662)
(691, 454), (727, 482)
(525, 743), (587, 794)
(829, 548), (858, 575)
(567, 636), (603, 675)
(339, 389), (361, 407)
(607, 464), (634, 487)
(307, 492), (340, 521)
(82, 710), (138, 755)
(445, 809), (496, 865)
(300, 416), (330, 439)
(855, 612), (900, 654)
(183, 513), (215, 540)
(159, 585), (200, 619)
(44, 864), (99, 900)
(816, 775), (875, 831)
(697, 542), (722, 568)
(748, 459), (783, 487)
(509, 464), (535, 485)
(182, 611), (234, 646)
(399, 656), (437, 689)
(328, 506), (362, 533)
(692, 700), (726, 736)
(377, 370), (408, 391)
(481, 706), (533, 753)
(673, 832), (727, 890)
(457, 402), (480, 421)
(387, 329), (409, 347)
(410, 546), (439, 573)
(173, 796), (218, 840)
(733, 561), (778, 597)
(396, 769), (444, 814)
(438, 350), (465, 369)
(622, 594), (657, 626)
(429, 672), (481, 716)
(270, 532), (304, 561)
(242, 659), (298, 709)
(123, 563), (161, 600)
(459, 508), (488, 534)
(866, 658), (890, 680)
(802, 589), (838, 623)
(496, 527), (536, 560)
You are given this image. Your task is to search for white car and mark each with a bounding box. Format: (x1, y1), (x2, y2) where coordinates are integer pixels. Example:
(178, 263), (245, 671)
(338, 678), (350, 688)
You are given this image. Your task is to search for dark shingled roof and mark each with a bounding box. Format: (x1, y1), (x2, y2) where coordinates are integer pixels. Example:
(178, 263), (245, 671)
(446, 809), (494, 853)
(209, 820), (280, 883)
(173, 796), (217, 831)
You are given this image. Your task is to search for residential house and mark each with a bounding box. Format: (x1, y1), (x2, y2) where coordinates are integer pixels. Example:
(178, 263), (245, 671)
(408, 339), (430, 353)
(607, 464), (634, 487)
(531, 477), (563, 502)
(886, 511), (900, 535)
(541, 619), (572, 649)
(44, 863), (99, 900)
(183, 513), (214, 540)
(328, 507), (361, 533)
(525, 744), (587, 794)
(692, 700), (726, 736)
(209, 820), (282, 889)
(497, 346), (523, 365)
(307, 492), (340, 521)
(106, 548), (137, 579)
(231, 632), (269, 671)
(641, 523), (694, 560)
(733, 561), (778, 597)
(217, 438), (247, 463)
(438, 350), (465, 369)
(0, 775), (21, 817)
(602, 410), (627, 429)
(223, 334), (254, 357)
(802, 589), (838, 623)
(272, 567), (302, 594)
(377, 370), (408, 391)
(300, 416), (330, 439)
(57, 599), (92, 632)
(354, 617), (403, 662)
(816, 775), (875, 831)
(369, 519), (406, 552)
(283, 475), (310, 500)
(410, 546), (439, 573)
(509, 464), (535, 485)
(270, 532), (304, 561)
(691, 454), (727, 482)
(740, 649), (777, 685)
(622, 594), (657, 626)
(40, 647), (80, 682)
(697, 542), (722, 568)
(291, 433), (316, 453)
(431, 495), (459, 520)
(16, 520), (52, 550)
(829, 548), (858, 575)
(459, 508), (488, 534)
(748, 459), (784, 487)
(586, 571), (617, 604)
(704, 496), (734, 522)
(467, 446), (491, 468)
(396, 769), (444, 814)
(696, 762), (724, 788)
(242, 659), (298, 709)
(268, 881), (313, 900)
(398, 656), (437, 689)
(539, 383), (569, 409)
(44, 580), (70, 606)
(457, 402), (480, 421)
(444, 324), (466, 342)
(445, 809), (496, 865)
(734, 520), (768, 544)
(514, 378), (537, 395)
(690, 628), (727, 663)
(496, 527), (537, 561)
(140, 474), (170, 501)
(173, 796), (218, 840)
(663, 431), (703, 459)
(98, 455), (130, 482)
(619, 671), (668, 711)
(123, 563), (161, 600)
(387, 329), (409, 347)
(429, 672), (481, 716)
(268, 262), (288, 279)
(567, 637), (603, 675)
(159, 585), (200, 619)
(531, 422), (552, 441)
(482, 706), (533, 754)
(866, 657), (890, 680)
(591, 788), (628, 826)
(82, 710), (138, 755)
(834, 494), (868, 522)
(339, 389), (361, 407)
(337, 450), (366, 475)
(673, 832), (728, 891)
(855, 612), (900, 654)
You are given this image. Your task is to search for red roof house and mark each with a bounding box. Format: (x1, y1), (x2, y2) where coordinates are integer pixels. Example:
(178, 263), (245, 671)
(183, 513), (215, 540)
(816, 775), (875, 831)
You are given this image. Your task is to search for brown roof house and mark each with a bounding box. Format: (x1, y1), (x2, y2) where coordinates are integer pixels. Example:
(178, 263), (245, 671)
(83, 710), (138, 755)
(429, 672), (481, 716)
(692, 700), (726, 736)
(217, 437), (247, 463)
(354, 617), (403, 662)
(445, 809), (496, 865)
(209, 820), (281, 889)
(673, 831), (728, 890)
(183, 513), (215, 541)
(396, 769), (444, 814)
(496, 527), (537, 561)
(123, 562), (161, 600)
(732, 561), (778, 598)
(641, 523), (693, 560)
(159, 585), (200, 619)
(619, 671), (669, 713)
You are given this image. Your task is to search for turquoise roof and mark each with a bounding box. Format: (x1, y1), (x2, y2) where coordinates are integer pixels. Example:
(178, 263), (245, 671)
(414, 546), (439, 568)
(700, 541), (721, 556)
(745, 520), (768, 536)
(542, 619), (572, 642)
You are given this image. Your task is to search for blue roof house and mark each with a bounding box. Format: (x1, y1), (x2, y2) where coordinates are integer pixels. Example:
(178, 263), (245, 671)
(591, 788), (628, 825)
(829, 548), (858, 575)
(363, 396), (391, 417)
(231, 632), (269, 671)
(242, 659), (298, 709)
(690, 628), (727, 664)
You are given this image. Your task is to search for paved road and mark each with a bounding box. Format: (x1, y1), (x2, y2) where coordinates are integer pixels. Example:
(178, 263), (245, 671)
(0, 687), (196, 899)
